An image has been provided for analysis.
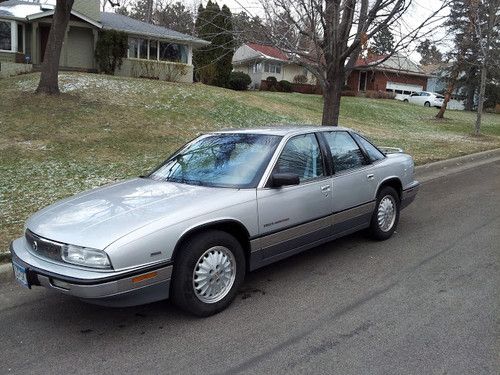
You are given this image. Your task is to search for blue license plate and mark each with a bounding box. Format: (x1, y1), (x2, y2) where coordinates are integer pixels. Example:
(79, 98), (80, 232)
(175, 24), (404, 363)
(12, 261), (30, 289)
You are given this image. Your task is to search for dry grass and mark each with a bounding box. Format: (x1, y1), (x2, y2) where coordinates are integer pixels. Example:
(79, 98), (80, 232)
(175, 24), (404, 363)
(0, 72), (499, 255)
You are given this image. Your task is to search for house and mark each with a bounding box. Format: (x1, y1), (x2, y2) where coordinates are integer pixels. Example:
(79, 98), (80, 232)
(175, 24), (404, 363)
(232, 43), (316, 89)
(346, 54), (430, 95)
(0, 0), (209, 82)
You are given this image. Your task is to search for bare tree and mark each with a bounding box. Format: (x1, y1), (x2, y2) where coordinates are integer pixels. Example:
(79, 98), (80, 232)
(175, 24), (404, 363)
(240, 0), (448, 125)
(473, 0), (498, 134)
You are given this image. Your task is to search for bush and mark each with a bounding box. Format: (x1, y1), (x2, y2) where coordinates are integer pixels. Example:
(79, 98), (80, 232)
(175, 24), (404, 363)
(279, 80), (292, 92)
(293, 74), (308, 84)
(341, 90), (357, 97)
(95, 30), (128, 75)
(228, 71), (251, 91)
(365, 90), (396, 99)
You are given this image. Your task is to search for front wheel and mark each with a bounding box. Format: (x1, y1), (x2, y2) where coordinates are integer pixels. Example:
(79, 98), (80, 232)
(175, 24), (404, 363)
(370, 186), (400, 240)
(171, 230), (245, 317)
(403, 99), (409, 103)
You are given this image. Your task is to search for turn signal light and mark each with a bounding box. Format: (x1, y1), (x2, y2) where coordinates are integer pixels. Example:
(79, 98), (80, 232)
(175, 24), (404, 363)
(132, 271), (158, 283)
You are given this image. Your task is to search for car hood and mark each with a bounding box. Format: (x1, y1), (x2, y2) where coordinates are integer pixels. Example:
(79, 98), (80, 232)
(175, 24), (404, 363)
(26, 178), (249, 250)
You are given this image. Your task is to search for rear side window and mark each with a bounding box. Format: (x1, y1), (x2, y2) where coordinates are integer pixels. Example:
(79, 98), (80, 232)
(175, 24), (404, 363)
(351, 133), (385, 162)
(274, 133), (324, 182)
(324, 131), (367, 172)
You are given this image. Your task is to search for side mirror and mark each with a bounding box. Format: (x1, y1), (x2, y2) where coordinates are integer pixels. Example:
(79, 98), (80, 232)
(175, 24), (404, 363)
(271, 173), (300, 188)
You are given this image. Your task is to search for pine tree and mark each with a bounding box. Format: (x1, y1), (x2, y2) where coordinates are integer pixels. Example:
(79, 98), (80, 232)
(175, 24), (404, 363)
(369, 27), (394, 56)
(193, 1), (235, 87)
(416, 39), (444, 65)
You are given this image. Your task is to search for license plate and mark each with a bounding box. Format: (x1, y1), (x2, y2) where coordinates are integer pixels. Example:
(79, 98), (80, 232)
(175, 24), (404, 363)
(12, 261), (30, 289)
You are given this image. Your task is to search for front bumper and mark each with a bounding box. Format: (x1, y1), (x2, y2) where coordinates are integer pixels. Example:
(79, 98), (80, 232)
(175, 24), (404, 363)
(401, 180), (420, 209)
(10, 237), (173, 307)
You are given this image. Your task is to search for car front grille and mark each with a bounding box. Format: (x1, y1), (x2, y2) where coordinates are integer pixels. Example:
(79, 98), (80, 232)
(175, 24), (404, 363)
(25, 229), (63, 262)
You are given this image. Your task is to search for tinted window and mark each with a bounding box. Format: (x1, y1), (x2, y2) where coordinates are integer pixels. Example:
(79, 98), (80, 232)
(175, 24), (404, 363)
(274, 134), (324, 182)
(351, 133), (385, 162)
(150, 134), (281, 188)
(0, 21), (11, 51)
(324, 131), (366, 172)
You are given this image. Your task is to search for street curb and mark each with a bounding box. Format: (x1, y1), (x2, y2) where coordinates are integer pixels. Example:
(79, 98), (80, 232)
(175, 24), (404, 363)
(1, 148), (499, 279)
(415, 148), (500, 183)
(0, 263), (12, 283)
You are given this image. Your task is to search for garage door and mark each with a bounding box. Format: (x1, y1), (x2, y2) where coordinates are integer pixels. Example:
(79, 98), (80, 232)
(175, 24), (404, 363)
(66, 26), (94, 69)
(386, 81), (423, 94)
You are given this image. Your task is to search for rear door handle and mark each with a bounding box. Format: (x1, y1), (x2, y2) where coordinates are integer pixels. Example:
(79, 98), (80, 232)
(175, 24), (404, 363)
(367, 174), (374, 180)
(321, 185), (331, 191)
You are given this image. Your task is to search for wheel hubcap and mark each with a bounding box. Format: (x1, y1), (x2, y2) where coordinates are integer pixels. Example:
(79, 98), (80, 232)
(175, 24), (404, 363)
(377, 195), (396, 232)
(192, 246), (236, 304)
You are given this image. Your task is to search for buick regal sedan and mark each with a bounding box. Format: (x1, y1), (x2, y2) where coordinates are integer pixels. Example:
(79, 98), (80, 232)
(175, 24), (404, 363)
(10, 126), (419, 316)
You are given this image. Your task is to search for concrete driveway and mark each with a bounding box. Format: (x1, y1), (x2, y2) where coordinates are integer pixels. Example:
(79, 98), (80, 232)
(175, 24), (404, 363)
(0, 160), (498, 375)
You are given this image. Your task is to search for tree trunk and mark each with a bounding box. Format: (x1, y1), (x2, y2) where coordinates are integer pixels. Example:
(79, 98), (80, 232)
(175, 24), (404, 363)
(436, 67), (460, 119)
(35, 0), (74, 95)
(475, 64), (487, 135)
(321, 69), (344, 126)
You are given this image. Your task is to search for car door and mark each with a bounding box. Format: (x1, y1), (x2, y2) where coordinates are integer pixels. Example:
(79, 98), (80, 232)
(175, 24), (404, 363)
(322, 131), (379, 234)
(409, 92), (421, 105)
(255, 133), (333, 259)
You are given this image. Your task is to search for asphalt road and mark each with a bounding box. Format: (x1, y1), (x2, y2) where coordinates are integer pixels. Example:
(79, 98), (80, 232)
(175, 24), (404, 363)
(0, 162), (498, 375)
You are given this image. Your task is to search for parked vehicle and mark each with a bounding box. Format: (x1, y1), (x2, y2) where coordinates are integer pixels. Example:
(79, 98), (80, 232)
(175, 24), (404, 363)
(404, 91), (444, 108)
(10, 127), (419, 316)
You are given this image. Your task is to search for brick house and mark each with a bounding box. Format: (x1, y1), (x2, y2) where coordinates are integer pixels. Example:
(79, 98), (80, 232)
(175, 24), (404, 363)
(346, 54), (430, 95)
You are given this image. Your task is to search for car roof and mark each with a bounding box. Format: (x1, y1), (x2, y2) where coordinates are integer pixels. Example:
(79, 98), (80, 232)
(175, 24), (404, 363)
(213, 125), (352, 137)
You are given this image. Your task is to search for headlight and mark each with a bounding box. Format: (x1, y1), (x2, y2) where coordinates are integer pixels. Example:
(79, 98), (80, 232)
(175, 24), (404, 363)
(62, 244), (111, 269)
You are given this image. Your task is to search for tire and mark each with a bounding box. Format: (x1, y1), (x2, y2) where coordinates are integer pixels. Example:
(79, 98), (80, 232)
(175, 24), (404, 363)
(171, 230), (246, 317)
(424, 101), (431, 107)
(403, 99), (409, 103)
(370, 186), (400, 241)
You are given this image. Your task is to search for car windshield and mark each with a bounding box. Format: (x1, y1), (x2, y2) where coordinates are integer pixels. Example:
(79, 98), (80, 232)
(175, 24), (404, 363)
(149, 133), (281, 188)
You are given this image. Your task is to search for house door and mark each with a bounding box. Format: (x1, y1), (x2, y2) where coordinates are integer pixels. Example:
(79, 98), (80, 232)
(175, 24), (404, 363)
(39, 25), (50, 62)
(359, 71), (367, 91)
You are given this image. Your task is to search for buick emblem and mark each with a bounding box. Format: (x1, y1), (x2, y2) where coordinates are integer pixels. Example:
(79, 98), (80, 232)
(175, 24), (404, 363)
(32, 240), (38, 251)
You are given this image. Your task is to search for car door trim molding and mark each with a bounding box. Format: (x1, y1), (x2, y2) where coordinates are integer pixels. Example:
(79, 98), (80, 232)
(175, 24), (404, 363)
(250, 200), (375, 252)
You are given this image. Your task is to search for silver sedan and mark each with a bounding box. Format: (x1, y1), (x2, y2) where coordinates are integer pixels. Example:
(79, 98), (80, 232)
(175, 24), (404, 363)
(10, 126), (419, 316)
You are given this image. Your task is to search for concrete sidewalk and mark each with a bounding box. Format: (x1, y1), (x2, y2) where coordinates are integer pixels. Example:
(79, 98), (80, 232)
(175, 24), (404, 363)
(1, 147), (499, 283)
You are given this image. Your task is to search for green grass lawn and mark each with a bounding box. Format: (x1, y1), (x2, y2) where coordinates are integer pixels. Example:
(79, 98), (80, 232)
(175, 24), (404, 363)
(0, 72), (499, 255)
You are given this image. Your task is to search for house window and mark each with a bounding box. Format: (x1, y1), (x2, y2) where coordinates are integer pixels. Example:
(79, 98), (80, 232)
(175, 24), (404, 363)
(149, 40), (158, 60)
(159, 41), (187, 63)
(264, 62), (281, 74)
(17, 24), (23, 53)
(128, 38), (138, 58)
(139, 39), (148, 59)
(0, 21), (11, 51)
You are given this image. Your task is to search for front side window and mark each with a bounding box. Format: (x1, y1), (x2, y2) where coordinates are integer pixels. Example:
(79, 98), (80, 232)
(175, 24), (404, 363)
(159, 42), (187, 63)
(17, 24), (23, 52)
(0, 21), (11, 51)
(351, 133), (385, 162)
(139, 39), (148, 59)
(264, 62), (281, 74)
(324, 131), (367, 173)
(149, 134), (281, 188)
(128, 37), (138, 58)
(274, 134), (324, 182)
(149, 40), (157, 60)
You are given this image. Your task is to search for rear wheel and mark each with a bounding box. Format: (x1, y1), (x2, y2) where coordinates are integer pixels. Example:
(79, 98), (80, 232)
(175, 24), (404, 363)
(424, 101), (431, 107)
(403, 99), (409, 103)
(171, 230), (245, 317)
(370, 186), (400, 240)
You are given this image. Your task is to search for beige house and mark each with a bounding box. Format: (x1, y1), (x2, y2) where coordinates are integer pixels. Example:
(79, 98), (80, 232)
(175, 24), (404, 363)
(232, 43), (316, 89)
(0, 0), (208, 82)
